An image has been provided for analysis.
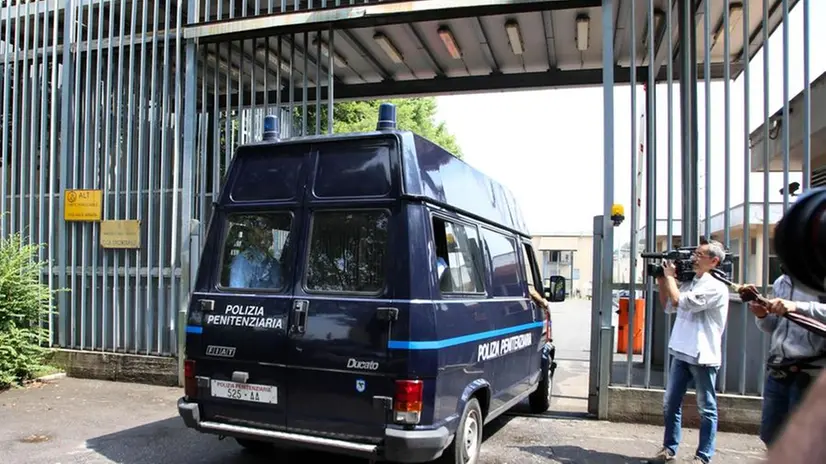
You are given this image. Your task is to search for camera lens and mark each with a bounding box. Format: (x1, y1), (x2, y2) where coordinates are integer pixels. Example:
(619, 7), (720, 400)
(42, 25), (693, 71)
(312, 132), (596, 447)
(775, 187), (826, 293)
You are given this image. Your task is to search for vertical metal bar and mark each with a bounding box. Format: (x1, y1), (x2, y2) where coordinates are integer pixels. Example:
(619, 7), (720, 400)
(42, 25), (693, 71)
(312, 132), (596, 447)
(316, 33), (321, 134)
(49, 0), (61, 346)
(29, 0), (41, 264)
(38, 0), (51, 339)
(19, 0), (31, 244)
(172, 0), (186, 359)
(289, 36), (294, 137)
(703, 0), (710, 240)
(739, 0), (750, 396)
(113, 0), (129, 351)
(70, 0), (83, 348)
(277, 36), (283, 130)
(124, 0), (139, 351)
(678, 0), (692, 246)
(237, 39), (244, 145)
(10, 0), (20, 237)
(327, 29), (334, 135)
(663, 0), (674, 390)
(720, 0), (732, 394)
(643, 0), (655, 389)
(627, 0), (636, 388)
(781, 0), (789, 211)
(0, 0), (11, 239)
(179, 0), (198, 381)
(302, 32), (308, 136)
(58, 0), (77, 348)
(760, 0), (771, 396)
(212, 43), (220, 202)
(599, 0), (615, 417)
(146, 0), (162, 354)
(225, 42), (231, 168)
(159, 0), (174, 354)
(80, 0), (96, 350)
(91, 0), (105, 351)
(101, 0), (118, 352)
(802, 0), (811, 191)
(135, 0), (151, 353)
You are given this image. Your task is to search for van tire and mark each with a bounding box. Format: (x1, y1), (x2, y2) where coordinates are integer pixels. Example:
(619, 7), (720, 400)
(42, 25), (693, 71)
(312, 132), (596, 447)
(438, 397), (483, 464)
(528, 359), (554, 413)
(235, 438), (273, 454)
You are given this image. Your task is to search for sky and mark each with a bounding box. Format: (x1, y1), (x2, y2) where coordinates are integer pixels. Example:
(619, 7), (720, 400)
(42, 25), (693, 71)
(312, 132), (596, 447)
(435, 1), (825, 250)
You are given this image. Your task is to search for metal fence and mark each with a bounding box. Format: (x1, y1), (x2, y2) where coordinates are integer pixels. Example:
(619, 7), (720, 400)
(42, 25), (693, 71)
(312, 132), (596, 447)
(595, 0), (815, 399)
(0, 0), (357, 357)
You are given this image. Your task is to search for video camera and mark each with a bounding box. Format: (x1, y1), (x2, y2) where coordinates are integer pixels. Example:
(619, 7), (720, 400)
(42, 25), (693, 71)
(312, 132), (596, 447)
(641, 244), (734, 282)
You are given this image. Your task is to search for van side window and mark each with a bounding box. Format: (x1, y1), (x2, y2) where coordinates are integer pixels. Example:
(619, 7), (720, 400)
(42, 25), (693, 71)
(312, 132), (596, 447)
(521, 243), (541, 294)
(219, 213), (293, 291)
(305, 210), (389, 294)
(481, 229), (522, 297)
(432, 217), (485, 294)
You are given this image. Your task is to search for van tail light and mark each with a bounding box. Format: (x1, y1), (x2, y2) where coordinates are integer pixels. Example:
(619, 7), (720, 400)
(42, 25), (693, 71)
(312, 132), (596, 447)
(394, 380), (423, 424)
(184, 359), (197, 399)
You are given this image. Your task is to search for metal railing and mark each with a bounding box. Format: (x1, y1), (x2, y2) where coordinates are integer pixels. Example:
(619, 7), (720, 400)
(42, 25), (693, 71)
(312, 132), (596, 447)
(600, 0), (816, 397)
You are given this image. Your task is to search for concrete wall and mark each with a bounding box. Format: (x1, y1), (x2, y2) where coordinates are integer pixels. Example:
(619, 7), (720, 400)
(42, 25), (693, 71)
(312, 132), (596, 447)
(47, 350), (179, 387)
(606, 386), (762, 434)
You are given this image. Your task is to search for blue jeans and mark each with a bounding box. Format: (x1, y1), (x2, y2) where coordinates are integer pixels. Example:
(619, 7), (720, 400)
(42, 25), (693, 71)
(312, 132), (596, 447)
(663, 358), (719, 463)
(760, 372), (811, 446)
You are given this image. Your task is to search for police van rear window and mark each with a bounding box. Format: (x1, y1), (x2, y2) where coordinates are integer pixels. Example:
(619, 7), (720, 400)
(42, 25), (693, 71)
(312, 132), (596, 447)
(219, 212), (293, 291)
(305, 210), (389, 294)
(229, 149), (304, 201)
(313, 143), (392, 198)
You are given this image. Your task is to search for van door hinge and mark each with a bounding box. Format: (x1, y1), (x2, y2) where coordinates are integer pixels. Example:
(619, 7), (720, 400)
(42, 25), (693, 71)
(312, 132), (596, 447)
(376, 307), (398, 322)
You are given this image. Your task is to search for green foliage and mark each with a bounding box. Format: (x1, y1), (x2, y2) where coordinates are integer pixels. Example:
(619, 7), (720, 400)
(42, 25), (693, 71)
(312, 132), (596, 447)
(295, 97), (463, 157)
(0, 233), (56, 389)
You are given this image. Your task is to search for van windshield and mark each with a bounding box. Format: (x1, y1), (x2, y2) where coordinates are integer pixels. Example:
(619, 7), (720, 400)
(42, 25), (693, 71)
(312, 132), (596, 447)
(305, 210), (389, 295)
(219, 212), (293, 291)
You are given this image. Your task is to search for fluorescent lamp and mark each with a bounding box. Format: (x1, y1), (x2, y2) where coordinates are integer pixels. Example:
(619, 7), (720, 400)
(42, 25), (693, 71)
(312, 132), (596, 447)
(576, 14), (590, 52)
(505, 19), (523, 55)
(373, 32), (403, 64)
(253, 46), (299, 81)
(312, 35), (348, 68)
(437, 26), (462, 59)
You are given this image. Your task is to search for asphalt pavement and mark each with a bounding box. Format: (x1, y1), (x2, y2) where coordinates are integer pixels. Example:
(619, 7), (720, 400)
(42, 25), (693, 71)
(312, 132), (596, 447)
(0, 300), (767, 463)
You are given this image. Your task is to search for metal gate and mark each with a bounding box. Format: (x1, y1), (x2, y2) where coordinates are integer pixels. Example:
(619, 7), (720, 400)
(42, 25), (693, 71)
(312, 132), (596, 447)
(590, 0), (817, 417)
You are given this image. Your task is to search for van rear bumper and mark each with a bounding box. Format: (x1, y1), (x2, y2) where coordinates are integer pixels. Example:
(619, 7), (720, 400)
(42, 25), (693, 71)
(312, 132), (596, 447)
(177, 398), (451, 463)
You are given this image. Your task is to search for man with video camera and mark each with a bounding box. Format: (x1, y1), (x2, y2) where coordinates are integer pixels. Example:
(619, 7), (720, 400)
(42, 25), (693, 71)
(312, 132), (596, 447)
(742, 267), (826, 447)
(647, 238), (730, 464)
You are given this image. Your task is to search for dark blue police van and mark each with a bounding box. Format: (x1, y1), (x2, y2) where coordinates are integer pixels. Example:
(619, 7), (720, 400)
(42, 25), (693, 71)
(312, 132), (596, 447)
(177, 103), (567, 464)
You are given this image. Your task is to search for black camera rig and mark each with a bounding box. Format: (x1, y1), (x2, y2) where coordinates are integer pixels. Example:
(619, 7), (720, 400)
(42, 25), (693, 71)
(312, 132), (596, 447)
(641, 246), (734, 282)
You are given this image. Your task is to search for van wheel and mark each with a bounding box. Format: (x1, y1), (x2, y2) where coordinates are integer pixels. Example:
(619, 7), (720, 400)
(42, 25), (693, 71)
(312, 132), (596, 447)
(235, 438), (272, 454)
(529, 360), (554, 413)
(438, 397), (483, 464)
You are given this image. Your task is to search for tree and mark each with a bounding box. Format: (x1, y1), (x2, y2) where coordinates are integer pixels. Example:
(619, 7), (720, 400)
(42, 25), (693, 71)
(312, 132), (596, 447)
(295, 97), (463, 157)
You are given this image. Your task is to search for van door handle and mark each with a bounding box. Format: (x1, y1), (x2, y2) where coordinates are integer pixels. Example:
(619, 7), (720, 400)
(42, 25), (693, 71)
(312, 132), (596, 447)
(292, 300), (309, 335)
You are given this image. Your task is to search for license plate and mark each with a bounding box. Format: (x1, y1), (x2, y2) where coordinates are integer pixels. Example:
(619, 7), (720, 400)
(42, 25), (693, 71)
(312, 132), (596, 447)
(211, 380), (278, 404)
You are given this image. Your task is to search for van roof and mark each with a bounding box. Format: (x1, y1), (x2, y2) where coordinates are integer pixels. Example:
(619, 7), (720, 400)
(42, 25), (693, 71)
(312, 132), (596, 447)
(231, 129), (531, 237)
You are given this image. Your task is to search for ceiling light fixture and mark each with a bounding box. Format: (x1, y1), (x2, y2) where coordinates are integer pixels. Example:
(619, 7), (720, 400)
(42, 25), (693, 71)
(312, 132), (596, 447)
(438, 25), (462, 59)
(373, 32), (404, 64)
(505, 19), (524, 55)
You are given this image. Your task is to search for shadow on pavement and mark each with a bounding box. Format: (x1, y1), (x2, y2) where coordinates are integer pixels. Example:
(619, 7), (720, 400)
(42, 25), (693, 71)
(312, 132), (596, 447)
(519, 444), (645, 463)
(85, 414), (515, 464)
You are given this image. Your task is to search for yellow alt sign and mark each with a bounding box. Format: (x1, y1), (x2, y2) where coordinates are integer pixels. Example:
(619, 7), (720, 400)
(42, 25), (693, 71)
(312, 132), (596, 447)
(64, 189), (102, 221)
(100, 220), (141, 249)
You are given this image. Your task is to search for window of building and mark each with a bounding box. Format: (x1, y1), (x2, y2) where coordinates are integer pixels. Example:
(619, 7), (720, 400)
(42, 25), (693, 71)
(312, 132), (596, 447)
(481, 229), (521, 297)
(305, 210), (389, 294)
(220, 212), (293, 291)
(432, 217), (485, 294)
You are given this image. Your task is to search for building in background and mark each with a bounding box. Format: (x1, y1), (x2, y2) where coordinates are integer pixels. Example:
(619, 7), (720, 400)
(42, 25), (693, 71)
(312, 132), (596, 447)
(532, 234), (593, 298)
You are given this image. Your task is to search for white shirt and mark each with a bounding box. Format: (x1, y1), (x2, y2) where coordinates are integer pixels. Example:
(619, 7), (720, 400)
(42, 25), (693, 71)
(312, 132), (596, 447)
(665, 272), (730, 366)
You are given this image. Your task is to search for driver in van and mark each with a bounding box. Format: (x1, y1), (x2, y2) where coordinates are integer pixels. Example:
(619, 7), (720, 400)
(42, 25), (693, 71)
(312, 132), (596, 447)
(229, 225), (283, 289)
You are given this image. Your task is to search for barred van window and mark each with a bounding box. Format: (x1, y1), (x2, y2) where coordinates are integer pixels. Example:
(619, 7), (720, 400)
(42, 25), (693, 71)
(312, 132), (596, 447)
(305, 210), (389, 294)
(219, 213), (293, 291)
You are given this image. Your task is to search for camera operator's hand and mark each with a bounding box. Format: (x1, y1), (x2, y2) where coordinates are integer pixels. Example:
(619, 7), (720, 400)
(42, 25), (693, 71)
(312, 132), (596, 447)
(748, 301), (769, 319)
(662, 261), (677, 278)
(767, 298), (797, 316)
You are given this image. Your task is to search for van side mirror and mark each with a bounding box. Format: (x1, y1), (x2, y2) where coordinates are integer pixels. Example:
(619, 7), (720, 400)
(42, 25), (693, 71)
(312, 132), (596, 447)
(543, 275), (566, 302)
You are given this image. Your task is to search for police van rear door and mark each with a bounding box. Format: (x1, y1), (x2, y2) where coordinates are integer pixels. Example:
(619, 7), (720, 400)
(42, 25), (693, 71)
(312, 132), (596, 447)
(285, 139), (398, 442)
(191, 146), (308, 429)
